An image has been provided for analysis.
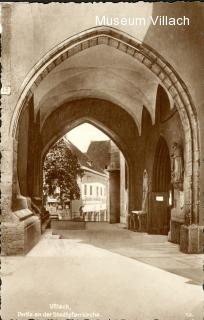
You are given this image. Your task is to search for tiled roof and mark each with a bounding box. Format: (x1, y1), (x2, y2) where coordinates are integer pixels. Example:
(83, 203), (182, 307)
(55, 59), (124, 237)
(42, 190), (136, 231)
(86, 140), (111, 170)
(64, 138), (105, 173)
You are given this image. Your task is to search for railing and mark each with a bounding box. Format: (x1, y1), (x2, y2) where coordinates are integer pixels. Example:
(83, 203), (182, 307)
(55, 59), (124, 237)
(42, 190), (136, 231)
(82, 196), (106, 202)
(83, 210), (108, 222)
(48, 208), (108, 222)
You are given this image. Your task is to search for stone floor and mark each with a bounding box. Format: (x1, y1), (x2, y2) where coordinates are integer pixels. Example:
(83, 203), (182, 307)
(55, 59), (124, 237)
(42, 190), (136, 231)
(1, 223), (203, 320)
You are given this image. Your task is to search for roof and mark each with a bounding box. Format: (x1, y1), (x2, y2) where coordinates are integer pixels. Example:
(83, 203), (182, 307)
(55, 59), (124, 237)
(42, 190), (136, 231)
(64, 138), (104, 173)
(86, 140), (111, 170)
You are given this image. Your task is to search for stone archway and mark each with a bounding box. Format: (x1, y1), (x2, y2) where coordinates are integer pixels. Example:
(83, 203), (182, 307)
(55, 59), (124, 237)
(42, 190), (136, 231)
(3, 26), (201, 255)
(16, 97), (142, 240)
(10, 26), (199, 228)
(41, 117), (128, 226)
(28, 98), (140, 220)
(8, 96), (140, 255)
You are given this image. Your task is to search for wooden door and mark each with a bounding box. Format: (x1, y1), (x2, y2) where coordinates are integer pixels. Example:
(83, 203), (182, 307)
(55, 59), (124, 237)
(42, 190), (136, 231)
(149, 137), (171, 235)
(150, 192), (170, 235)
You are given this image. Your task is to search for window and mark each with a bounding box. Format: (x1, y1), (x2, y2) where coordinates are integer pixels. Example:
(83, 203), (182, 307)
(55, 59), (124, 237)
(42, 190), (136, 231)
(90, 185), (92, 195)
(84, 184), (87, 195)
(96, 186), (99, 196)
(100, 187), (102, 196)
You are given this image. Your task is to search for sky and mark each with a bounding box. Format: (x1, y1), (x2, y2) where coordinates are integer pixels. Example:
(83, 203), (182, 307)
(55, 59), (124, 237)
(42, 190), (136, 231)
(66, 123), (109, 152)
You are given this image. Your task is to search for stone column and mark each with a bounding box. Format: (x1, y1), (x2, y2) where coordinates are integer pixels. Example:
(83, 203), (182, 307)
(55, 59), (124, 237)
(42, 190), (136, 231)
(32, 120), (43, 208)
(109, 170), (120, 223)
(179, 138), (203, 253)
(108, 142), (120, 223)
(1, 137), (15, 223)
(120, 153), (128, 224)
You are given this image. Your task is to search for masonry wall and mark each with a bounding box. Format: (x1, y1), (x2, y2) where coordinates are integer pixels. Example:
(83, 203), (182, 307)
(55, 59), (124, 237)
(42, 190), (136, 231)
(132, 86), (185, 241)
(144, 2), (204, 226)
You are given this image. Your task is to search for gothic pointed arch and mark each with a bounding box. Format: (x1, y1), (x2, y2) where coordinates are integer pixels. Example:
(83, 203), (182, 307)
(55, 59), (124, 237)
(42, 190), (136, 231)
(11, 25), (199, 225)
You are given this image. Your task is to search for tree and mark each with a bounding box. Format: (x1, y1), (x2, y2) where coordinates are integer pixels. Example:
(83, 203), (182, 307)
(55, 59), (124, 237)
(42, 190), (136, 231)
(43, 138), (83, 205)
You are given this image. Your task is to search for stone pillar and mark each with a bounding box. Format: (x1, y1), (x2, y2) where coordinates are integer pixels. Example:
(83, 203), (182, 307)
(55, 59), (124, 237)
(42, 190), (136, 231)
(120, 153), (128, 224)
(1, 135), (41, 255)
(1, 101), (41, 255)
(32, 112), (42, 201)
(1, 137), (15, 223)
(109, 170), (120, 223)
(179, 160), (203, 253)
(32, 126), (43, 207)
(1, 5), (41, 255)
(168, 189), (185, 244)
(179, 180), (203, 254)
(108, 142), (120, 223)
(180, 224), (203, 253)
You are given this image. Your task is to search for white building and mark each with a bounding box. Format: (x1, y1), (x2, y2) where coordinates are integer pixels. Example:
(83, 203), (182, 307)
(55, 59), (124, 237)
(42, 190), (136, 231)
(80, 167), (108, 221)
(66, 140), (109, 221)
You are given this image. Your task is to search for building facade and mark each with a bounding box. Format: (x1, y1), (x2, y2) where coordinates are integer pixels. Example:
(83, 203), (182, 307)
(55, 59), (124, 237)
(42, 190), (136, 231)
(66, 139), (109, 221)
(80, 167), (108, 222)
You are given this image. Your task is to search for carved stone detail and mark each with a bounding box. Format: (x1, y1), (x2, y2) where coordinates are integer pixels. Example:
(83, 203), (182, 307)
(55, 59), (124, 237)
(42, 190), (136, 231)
(170, 142), (183, 190)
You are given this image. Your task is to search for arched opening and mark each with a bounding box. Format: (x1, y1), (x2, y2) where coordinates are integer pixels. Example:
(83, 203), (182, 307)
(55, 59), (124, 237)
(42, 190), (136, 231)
(6, 26), (200, 254)
(14, 97), (137, 241)
(10, 26), (199, 228)
(42, 122), (129, 227)
(149, 137), (172, 235)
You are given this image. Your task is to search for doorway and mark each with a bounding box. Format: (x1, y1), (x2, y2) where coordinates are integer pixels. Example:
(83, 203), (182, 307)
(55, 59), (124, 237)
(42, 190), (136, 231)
(149, 137), (172, 235)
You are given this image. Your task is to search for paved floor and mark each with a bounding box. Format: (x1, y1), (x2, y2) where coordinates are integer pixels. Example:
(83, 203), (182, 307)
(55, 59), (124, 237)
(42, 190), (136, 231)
(1, 223), (203, 320)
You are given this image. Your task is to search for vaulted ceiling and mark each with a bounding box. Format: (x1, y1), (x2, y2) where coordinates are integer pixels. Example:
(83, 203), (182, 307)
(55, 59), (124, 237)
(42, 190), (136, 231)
(34, 44), (169, 134)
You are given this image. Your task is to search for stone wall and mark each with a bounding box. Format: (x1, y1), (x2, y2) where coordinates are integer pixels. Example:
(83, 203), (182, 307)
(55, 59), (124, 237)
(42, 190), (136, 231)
(132, 86), (185, 241)
(1, 211), (41, 255)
